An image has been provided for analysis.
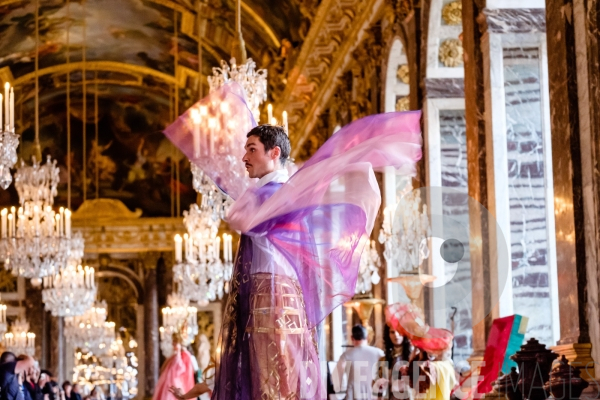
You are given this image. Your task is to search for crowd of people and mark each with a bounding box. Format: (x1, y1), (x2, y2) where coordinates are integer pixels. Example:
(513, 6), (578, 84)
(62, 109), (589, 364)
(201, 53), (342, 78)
(0, 352), (105, 400)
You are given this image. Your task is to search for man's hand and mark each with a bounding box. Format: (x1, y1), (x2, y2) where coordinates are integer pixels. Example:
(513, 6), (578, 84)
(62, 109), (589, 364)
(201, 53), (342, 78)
(168, 386), (184, 400)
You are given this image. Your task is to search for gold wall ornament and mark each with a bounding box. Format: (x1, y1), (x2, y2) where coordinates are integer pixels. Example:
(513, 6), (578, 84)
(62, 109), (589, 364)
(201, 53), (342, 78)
(442, 1), (462, 25)
(395, 96), (410, 112)
(439, 38), (464, 67)
(396, 64), (410, 84)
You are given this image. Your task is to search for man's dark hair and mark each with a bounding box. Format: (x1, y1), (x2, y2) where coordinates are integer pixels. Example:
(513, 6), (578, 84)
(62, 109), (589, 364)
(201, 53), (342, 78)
(62, 381), (72, 390)
(41, 369), (53, 378)
(0, 351), (15, 364)
(247, 125), (291, 165)
(351, 324), (367, 341)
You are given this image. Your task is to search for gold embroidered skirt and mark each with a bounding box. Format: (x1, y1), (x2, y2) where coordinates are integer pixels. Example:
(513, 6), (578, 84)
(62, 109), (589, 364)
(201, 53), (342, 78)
(246, 273), (316, 400)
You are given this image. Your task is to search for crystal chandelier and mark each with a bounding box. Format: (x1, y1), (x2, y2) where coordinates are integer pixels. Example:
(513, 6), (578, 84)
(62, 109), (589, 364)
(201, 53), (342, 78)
(379, 187), (431, 275)
(4, 318), (35, 356)
(41, 254), (96, 317)
(173, 203), (233, 305)
(207, 58), (267, 123)
(65, 301), (116, 352)
(0, 83), (19, 190)
(159, 291), (198, 358)
(0, 156), (78, 279)
(73, 336), (138, 400)
(355, 239), (382, 295)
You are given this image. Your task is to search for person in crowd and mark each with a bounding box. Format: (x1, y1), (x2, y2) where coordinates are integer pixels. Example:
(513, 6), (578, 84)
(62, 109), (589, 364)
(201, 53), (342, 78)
(0, 354), (35, 400)
(154, 331), (197, 400)
(23, 362), (41, 400)
(61, 382), (72, 400)
(333, 325), (386, 400)
(40, 371), (59, 400)
(0, 352), (16, 365)
(89, 387), (104, 400)
(70, 383), (83, 400)
(376, 325), (413, 399)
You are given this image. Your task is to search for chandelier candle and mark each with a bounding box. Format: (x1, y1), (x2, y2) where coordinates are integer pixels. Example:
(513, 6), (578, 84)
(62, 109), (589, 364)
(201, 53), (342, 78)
(0, 83), (19, 189)
(174, 234), (182, 263)
(3, 83), (8, 130)
(9, 87), (13, 132)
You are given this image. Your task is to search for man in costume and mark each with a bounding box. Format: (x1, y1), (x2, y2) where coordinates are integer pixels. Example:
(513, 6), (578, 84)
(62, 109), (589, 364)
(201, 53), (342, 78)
(164, 82), (423, 399)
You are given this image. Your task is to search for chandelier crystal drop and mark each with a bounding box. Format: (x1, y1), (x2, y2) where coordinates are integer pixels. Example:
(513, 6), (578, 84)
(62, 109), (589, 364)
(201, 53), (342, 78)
(159, 291), (198, 358)
(0, 156), (80, 279)
(207, 58), (267, 123)
(4, 318), (36, 357)
(65, 301), (116, 352)
(0, 83), (19, 190)
(190, 164), (233, 220)
(355, 239), (382, 295)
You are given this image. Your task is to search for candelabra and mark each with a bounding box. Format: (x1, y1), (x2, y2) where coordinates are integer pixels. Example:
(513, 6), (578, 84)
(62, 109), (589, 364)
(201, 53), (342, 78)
(65, 301), (115, 352)
(42, 260), (96, 317)
(355, 239), (382, 295)
(4, 318), (35, 356)
(0, 156), (79, 279)
(0, 82), (19, 190)
(159, 291), (198, 358)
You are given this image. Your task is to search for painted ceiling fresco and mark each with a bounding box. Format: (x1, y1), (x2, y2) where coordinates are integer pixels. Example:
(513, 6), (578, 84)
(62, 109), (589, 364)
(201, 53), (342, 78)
(0, 0), (307, 216)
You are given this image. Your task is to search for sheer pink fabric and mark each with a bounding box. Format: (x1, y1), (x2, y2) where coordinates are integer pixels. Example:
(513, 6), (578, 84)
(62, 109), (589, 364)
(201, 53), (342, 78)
(153, 349), (196, 400)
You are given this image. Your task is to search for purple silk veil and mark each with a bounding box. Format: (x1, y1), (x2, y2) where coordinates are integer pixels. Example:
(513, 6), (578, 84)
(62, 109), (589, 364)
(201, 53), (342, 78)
(227, 111), (423, 327)
(164, 82), (423, 399)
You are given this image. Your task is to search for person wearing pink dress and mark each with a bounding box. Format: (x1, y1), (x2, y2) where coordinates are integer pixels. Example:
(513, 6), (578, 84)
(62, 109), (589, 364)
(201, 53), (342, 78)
(153, 333), (196, 400)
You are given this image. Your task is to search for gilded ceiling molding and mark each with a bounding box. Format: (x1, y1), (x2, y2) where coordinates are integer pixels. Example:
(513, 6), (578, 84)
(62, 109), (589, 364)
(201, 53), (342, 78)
(273, 0), (337, 115)
(72, 199), (183, 254)
(240, 2), (281, 48)
(0, 0), (22, 6)
(286, 0), (387, 157)
(148, 0), (280, 48)
(13, 61), (178, 87)
(0, 67), (14, 85)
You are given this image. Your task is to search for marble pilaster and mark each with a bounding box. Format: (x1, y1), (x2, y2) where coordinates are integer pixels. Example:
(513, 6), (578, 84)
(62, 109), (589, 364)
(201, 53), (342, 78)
(461, 0), (493, 360)
(49, 317), (65, 383)
(143, 252), (160, 396)
(545, 0), (600, 379)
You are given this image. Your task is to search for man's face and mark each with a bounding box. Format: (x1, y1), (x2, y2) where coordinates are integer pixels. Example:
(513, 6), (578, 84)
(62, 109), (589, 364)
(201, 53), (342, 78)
(242, 135), (280, 179)
(73, 384), (80, 393)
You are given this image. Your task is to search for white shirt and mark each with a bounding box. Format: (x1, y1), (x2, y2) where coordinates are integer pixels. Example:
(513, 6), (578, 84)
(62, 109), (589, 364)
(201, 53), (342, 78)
(256, 168), (289, 188)
(252, 168), (296, 277)
(334, 343), (385, 400)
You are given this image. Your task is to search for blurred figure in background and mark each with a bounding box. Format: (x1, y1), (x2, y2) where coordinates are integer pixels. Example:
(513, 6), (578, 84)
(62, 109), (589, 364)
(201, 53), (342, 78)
(333, 325), (385, 400)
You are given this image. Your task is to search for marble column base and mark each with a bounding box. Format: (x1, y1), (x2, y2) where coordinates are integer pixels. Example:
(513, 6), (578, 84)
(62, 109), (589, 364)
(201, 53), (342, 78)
(551, 343), (596, 381)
